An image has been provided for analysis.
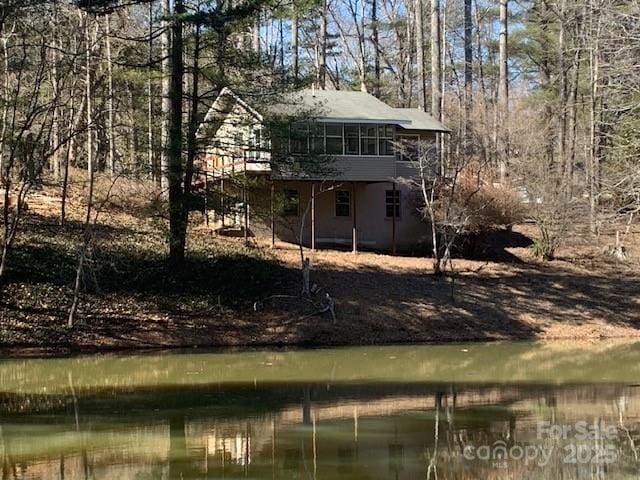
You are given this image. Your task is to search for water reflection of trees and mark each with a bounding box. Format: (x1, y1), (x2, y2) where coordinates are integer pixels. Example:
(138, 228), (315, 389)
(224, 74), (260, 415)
(0, 383), (639, 479)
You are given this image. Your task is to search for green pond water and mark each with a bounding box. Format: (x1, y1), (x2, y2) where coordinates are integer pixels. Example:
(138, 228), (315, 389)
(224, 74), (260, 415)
(1, 341), (640, 479)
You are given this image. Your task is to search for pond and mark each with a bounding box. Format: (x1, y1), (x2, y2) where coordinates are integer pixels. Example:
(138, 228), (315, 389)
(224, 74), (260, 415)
(0, 341), (639, 479)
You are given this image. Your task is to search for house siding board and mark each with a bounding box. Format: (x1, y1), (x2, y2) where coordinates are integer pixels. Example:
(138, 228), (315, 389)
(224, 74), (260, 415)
(211, 103), (269, 175)
(273, 156), (397, 182)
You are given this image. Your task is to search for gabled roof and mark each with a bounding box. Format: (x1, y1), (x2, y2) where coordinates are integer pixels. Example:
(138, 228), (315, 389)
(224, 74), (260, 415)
(201, 87), (450, 135)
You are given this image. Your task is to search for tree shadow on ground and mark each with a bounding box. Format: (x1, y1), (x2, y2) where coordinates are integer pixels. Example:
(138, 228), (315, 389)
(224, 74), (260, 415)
(285, 259), (640, 344)
(2, 212), (639, 349)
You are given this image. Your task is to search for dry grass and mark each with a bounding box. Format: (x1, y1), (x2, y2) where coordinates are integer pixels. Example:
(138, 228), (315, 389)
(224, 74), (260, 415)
(1, 178), (639, 353)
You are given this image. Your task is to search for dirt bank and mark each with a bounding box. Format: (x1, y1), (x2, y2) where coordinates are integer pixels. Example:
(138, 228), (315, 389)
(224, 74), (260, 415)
(2, 186), (639, 355)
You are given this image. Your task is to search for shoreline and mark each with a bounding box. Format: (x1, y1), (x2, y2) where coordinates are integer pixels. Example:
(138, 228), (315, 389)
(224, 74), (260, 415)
(2, 330), (640, 358)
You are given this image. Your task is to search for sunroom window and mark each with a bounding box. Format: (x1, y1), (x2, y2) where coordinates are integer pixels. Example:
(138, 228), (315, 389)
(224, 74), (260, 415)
(360, 124), (377, 155)
(325, 123), (344, 154)
(286, 122), (396, 156)
(345, 124), (360, 155)
(379, 125), (394, 156)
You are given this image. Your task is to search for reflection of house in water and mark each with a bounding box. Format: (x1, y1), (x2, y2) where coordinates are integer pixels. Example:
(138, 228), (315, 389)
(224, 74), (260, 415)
(206, 431), (251, 465)
(2, 384), (640, 479)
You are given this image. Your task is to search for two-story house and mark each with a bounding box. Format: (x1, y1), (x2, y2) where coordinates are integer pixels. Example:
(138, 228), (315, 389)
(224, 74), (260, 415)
(199, 88), (449, 253)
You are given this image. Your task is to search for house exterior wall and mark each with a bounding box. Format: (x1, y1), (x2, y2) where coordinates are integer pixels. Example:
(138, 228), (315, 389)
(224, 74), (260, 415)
(204, 103), (270, 177)
(245, 180), (430, 251)
(203, 99), (442, 251)
(205, 112), (438, 183)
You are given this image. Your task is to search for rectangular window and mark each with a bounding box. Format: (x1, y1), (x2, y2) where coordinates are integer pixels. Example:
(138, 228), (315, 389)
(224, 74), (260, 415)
(385, 190), (401, 218)
(345, 124), (359, 155)
(360, 124), (377, 155)
(335, 190), (350, 217)
(288, 123), (396, 157)
(325, 123), (344, 155)
(310, 123), (324, 154)
(283, 189), (299, 216)
(291, 124), (308, 154)
(378, 125), (395, 156)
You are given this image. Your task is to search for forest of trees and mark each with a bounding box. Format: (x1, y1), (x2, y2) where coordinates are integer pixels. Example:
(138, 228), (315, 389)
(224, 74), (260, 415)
(1, 0), (639, 274)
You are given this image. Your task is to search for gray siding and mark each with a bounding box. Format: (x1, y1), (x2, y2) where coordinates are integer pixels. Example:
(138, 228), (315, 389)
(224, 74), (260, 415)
(274, 155), (397, 182)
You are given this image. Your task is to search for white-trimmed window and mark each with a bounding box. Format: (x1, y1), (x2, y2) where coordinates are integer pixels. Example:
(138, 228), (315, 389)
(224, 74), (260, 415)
(385, 190), (401, 218)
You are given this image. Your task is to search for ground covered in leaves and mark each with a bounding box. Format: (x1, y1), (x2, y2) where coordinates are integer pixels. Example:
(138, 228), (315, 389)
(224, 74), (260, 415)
(2, 183), (640, 354)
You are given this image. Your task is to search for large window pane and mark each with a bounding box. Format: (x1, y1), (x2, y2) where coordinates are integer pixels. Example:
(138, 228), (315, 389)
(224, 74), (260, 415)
(346, 137), (359, 155)
(310, 123), (324, 153)
(345, 124), (359, 137)
(379, 139), (394, 156)
(345, 124), (359, 154)
(325, 123), (342, 136)
(326, 136), (343, 154)
(360, 124), (377, 137)
(325, 123), (343, 154)
(361, 137), (377, 155)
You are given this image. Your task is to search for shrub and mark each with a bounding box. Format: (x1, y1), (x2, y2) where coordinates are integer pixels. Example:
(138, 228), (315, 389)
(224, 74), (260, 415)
(435, 172), (527, 234)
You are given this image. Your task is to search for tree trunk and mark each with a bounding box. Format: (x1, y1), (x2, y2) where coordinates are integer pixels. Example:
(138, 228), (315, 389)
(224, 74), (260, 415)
(318, 0), (327, 89)
(430, 0), (441, 167)
(105, 14), (116, 176)
(291, 9), (298, 80)
(415, 0), (426, 110)
(85, 13), (94, 177)
(430, 0), (441, 120)
(51, 13), (61, 180)
(168, 0), (185, 266)
(497, 0), (508, 183)
(463, 0), (472, 149)
(0, 34), (9, 180)
(184, 24), (201, 212)
(557, 0), (567, 178)
(147, 0), (154, 179)
(588, 1), (600, 235)
(372, 0), (380, 97)
(161, 0), (171, 192)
